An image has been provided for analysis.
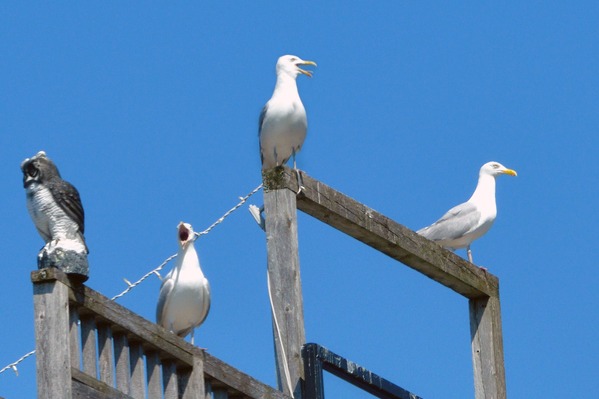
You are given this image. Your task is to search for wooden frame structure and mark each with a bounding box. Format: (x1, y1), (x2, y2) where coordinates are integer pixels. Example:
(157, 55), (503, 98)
(262, 167), (506, 399)
(32, 267), (291, 399)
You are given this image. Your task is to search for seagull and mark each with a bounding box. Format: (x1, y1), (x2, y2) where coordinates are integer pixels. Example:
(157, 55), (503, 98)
(156, 222), (210, 345)
(417, 161), (517, 264)
(259, 54), (316, 174)
(21, 151), (88, 253)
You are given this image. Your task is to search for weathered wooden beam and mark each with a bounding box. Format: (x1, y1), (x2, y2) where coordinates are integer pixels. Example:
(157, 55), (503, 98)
(33, 269), (72, 399)
(273, 167), (499, 299)
(263, 167), (307, 399)
(470, 296), (507, 399)
(72, 368), (133, 399)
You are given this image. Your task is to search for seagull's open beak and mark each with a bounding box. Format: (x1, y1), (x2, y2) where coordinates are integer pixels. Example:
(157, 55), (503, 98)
(178, 223), (191, 247)
(298, 60), (317, 77)
(503, 168), (518, 176)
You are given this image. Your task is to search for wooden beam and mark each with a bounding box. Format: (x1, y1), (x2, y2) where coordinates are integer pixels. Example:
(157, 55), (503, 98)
(263, 167), (307, 399)
(33, 270), (72, 399)
(470, 296), (507, 399)
(274, 167), (499, 299)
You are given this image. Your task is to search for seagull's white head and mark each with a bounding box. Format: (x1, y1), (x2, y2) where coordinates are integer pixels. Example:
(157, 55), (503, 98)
(480, 161), (518, 178)
(177, 222), (195, 249)
(276, 55), (317, 78)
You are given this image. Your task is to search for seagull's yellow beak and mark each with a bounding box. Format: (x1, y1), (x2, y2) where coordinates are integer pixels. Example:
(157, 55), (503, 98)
(298, 60), (317, 77)
(503, 168), (518, 176)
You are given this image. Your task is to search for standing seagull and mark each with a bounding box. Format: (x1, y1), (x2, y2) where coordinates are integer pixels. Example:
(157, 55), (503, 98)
(21, 151), (87, 254)
(259, 54), (316, 172)
(417, 161), (517, 264)
(157, 222), (210, 345)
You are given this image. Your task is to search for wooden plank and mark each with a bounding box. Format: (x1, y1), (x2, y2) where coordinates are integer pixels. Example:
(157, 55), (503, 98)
(113, 332), (131, 393)
(80, 314), (98, 378)
(69, 306), (81, 369)
(128, 341), (146, 398)
(302, 343), (325, 399)
(32, 268), (196, 367)
(270, 167), (499, 299)
(469, 296), (507, 399)
(145, 351), (162, 399)
(180, 353), (206, 399)
(97, 323), (115, 386)
(162, 360), (179, 399)
(204, 353), (292, 399)
(72, 367), (133, 399)
(33, 272), (72, 399)
(263, 168), (306, 399)
(308, 343), (423, 399)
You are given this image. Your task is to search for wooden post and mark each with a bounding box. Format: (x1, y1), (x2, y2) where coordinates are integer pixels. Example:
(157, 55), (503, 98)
(470, 295), (507, 399)
(33, 268), (73, 399)
(263, 168), (306, 398)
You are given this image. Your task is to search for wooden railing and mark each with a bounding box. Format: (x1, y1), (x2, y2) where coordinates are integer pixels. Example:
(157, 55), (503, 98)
(32, 268), (291, 399)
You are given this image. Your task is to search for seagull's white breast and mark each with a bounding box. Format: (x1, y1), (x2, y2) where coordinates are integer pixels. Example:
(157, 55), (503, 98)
(260, 84), (308, 169)
(161, 246), (210, 335)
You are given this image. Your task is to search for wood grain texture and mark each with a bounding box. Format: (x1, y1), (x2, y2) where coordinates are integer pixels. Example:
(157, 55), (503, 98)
(113, 332), (130, 393)
(145, 351), (162, 399)
(128, 341), (145, 398)
(97, 323), (115, 386)
(72, 367), (133, 399)
(162, 360), (179, 399)
(80, 314), (98, 378)
(263, 168), (306, 399)
(470, 296), (507, 399)
(270, 167), (499, 299)
(33, 274), (72, 399)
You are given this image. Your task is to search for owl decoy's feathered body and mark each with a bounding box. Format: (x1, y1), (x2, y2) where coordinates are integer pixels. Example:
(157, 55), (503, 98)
(21, 151), (88, 254)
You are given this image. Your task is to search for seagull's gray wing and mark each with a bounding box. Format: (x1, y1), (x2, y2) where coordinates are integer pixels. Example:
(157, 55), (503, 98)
(156, 276), (174, 328)
(47, 178), (85, 234)
(258, 104), (269, 165)
(418, 202), (481, 242)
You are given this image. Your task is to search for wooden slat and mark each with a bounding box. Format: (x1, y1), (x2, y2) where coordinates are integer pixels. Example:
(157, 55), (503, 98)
(180, 354), (206, 399)
(69, 306), (81, 369)
(97, 323), (115, 386)
(269, 167), (499, 299)
(113, 332), (131, 393)
(162, 360), (179, 399)
(72, 367), (133, 399)
(145, 351), (162, 399)
(128, 341), (146, 398)
(470, 296), (507, 399)
(33, 271), (72, 398)
(263, 169), (306, 399)
(80, 314), (98, 378)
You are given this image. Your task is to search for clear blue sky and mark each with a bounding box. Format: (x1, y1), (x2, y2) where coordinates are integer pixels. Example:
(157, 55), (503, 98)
(1, 2), (598, 398)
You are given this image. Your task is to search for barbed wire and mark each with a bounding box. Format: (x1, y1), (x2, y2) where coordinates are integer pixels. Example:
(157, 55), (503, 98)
(0, 182), (263, 376)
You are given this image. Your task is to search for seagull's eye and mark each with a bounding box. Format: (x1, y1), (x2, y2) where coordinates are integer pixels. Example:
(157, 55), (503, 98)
(290, 57), (297, 62)
(492, 164), (499, 169)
